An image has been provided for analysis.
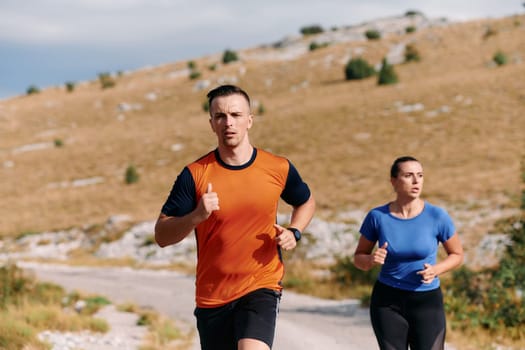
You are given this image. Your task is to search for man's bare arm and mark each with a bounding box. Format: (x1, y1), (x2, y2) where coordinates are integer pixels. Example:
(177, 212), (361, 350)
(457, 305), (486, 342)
(155, 183), (219, 247)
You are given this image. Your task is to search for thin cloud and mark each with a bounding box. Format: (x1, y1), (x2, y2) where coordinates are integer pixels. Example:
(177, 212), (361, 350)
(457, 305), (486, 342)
(0, 0), (522, 98)
(0, 1), (521, 45)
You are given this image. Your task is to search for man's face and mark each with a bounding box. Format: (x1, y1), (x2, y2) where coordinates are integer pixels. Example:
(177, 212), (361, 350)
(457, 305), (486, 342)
(209, 94), (253, 148)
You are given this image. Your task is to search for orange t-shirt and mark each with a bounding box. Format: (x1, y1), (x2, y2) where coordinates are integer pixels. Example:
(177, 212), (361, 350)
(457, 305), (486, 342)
(161, 148), (310, 308)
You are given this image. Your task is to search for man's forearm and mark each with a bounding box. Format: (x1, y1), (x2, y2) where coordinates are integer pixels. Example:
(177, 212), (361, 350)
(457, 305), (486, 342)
(289, 195), (316, 231)
(154, 213), (200, 247)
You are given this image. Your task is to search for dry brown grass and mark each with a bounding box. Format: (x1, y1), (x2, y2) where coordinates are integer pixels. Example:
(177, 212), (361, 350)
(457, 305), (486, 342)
(1, 15), (524, 243)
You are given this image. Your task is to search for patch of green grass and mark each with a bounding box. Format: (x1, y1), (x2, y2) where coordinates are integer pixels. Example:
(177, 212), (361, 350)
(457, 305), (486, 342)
(0, 264), (113, 348)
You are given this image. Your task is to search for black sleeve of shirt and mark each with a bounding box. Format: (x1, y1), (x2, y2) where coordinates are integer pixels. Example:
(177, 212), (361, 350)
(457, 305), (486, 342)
(281, 161), (311, 207)
(160, 167), (197, 217)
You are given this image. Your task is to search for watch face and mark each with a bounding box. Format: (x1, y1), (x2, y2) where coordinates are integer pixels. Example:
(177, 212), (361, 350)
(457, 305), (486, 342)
(291, 228), (301, 241)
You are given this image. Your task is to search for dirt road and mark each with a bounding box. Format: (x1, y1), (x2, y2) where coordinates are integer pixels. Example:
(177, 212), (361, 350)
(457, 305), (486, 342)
(20, 262), (377, 349)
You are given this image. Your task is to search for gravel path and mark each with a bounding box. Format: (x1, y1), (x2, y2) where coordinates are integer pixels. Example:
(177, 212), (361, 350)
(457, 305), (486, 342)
(20, 262), (377, 349)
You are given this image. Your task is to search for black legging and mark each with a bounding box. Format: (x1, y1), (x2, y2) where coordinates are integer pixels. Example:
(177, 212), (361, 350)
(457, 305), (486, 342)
(370, 281), (446, 350)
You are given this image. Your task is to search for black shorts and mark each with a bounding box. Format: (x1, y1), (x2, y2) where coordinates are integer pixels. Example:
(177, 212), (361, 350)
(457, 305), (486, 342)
(370, 281), (446, 350)
(194, 288), (281, 350)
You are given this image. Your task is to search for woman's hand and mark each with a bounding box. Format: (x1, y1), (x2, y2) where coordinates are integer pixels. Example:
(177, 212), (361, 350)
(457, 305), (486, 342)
(417, 263), (437, 284)
(372, 242), (388, 265)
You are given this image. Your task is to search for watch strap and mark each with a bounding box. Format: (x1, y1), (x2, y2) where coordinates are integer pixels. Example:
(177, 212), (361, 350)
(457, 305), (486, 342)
(288, 227), (301, 242)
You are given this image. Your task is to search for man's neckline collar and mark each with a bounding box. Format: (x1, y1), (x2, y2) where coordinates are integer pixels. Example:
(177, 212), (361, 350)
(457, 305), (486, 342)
(214, 148), (257, 170)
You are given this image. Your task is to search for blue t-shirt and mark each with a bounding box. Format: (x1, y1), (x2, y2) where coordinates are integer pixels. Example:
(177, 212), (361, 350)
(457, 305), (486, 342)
(359, 202), (456, 291)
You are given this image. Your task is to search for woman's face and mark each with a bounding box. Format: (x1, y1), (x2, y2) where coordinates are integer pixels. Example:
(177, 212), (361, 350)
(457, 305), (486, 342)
(391, 161), (424, 199)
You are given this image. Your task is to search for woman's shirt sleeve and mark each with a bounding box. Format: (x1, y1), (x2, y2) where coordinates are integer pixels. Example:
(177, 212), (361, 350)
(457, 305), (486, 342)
(359, 210), (379, 243)
(436, 207), (456, 242)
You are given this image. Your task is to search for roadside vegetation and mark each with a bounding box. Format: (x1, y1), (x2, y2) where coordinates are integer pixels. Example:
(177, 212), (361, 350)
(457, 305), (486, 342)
(442, 159), (525, 350)
(0, 263), (186, 349)
(118, 302), (190, 350)
(0, 263), (108, 349)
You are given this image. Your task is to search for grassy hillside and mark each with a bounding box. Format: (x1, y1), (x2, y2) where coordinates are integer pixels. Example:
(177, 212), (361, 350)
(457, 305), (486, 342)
(1, 14), (524, 244)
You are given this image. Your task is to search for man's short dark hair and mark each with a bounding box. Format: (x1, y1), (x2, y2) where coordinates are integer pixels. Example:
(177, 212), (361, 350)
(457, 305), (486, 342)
(207, 85), (251, 109)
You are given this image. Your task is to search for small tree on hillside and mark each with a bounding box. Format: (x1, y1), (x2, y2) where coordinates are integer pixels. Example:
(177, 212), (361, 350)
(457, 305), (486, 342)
(300, 25), (324, 36)
(404, 44), (421, 62)
(222, 49), (239, 64)
(65, 81), (75, 93)
(493, 51), (508, 66)
(257, 103), (265, 115)
(202, 100), (210, 113)
(344, 58), (375, 81)
(189, 70), (201, 80)
(405, 10), (423, 17)
(377, 58), (398, 85)
(365, 29), (381, 40)
(309, 41), (329, 51)
(26, 85), (40, 95)
(125, 165), (140, 184)
(98, 73), (116, 89)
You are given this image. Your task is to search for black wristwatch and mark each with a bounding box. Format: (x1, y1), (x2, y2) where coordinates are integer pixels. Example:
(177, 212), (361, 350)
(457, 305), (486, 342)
(288, 227), (302, 242)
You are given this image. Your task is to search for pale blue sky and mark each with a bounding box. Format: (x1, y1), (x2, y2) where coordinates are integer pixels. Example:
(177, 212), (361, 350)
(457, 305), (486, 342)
(0, 0), (522, 99)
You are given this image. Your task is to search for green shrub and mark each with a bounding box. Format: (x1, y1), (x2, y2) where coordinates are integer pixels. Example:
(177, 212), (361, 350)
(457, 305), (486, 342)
(493, 51), (508, 66)
(208, 63), (217, 71)
(309, 41), (329, 51)
(187, 61), (196, 70)
(405, 26), (417, 34)
(365, 29), (381, 40)
(26, 85), (40, 95)
(65, 81), (75, 93)
(82, 296), (111, 315)
(405, 10), (422, 16)
(189, 70), (201, 80)
(300, 25), (324, 36)
(98, 72), (116, 89)
(125, 165), (140, 184)
(222, 49), (238, 64)
(330, 255), (378, 286)
(137, 310), (157, 326)
(0, 264), (31, 309)
(202, 100), (210, 113)
(257, 103), (265, 115)
(141, 235), (156, 247)
(404, 44), (421, 62)
(344, 58), (376, 80)
(54, 139), (64, 148)
(377, 58), (399, 85)
(483, 26), (498, 40)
